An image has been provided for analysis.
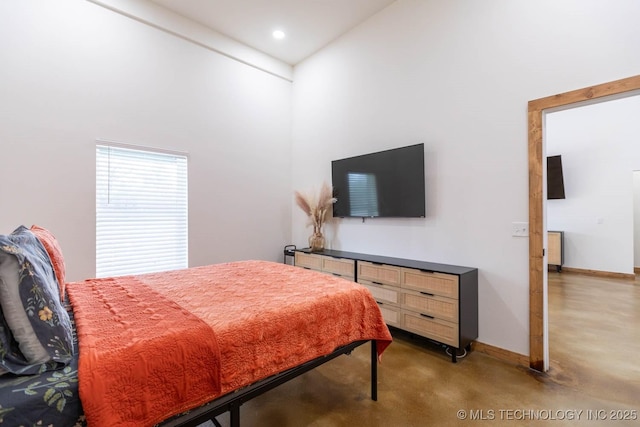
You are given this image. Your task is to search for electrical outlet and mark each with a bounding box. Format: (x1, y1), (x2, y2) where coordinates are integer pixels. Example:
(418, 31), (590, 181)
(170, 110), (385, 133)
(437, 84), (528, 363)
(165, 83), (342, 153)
(512, 222), (529, 237)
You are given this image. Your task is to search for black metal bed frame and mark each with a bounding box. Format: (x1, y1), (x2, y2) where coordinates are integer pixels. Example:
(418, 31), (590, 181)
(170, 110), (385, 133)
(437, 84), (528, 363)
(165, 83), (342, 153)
(162, 339), (379, 427)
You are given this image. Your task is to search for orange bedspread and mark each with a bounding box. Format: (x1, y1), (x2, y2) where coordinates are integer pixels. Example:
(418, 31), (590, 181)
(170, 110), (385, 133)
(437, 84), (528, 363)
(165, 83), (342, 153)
(67, 260), (393, 427)
(66, 275), (222, 427)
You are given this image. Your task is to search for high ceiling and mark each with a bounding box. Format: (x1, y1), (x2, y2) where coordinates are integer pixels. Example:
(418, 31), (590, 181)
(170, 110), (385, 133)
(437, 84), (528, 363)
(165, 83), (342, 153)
(149, 0), (396, 65)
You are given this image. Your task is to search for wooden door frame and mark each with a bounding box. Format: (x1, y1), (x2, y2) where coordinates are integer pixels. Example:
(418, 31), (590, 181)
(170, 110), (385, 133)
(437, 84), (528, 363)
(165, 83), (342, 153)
(528, 74), (640, 371)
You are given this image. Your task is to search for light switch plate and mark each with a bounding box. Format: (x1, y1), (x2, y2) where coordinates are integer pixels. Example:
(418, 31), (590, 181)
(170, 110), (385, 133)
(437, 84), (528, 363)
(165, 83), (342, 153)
(512, 222), (529, 237)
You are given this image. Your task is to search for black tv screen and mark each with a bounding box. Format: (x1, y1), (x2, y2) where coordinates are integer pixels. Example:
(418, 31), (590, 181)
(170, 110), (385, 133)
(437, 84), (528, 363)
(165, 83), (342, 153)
(547, 155), (566, 200)
(331, 143), (425, 218)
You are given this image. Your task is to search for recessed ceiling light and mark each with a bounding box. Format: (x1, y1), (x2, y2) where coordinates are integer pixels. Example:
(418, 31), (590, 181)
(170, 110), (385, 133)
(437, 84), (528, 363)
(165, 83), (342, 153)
(272, 30), (286, 40)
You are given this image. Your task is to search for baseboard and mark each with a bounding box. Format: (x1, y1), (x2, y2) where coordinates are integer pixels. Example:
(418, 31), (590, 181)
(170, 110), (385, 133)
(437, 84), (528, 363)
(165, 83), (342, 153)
(559, 266), (635, 280)
(473, 341), (529, 368)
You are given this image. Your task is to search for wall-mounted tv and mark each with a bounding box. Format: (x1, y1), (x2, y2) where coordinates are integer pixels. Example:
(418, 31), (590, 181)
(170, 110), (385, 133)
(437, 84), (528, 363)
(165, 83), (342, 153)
(331, 143), (425, 218)
(547, 155), (566, 200)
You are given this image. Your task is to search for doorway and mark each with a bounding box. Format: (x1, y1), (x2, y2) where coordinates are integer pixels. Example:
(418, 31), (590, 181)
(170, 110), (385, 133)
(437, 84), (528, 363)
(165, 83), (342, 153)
(527, 74), (640, 371)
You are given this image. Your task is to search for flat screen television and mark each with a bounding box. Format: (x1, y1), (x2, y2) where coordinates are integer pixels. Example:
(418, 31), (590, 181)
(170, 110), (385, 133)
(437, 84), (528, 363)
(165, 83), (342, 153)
(331, 143), (425, 218)
(547, 155), (566, 200)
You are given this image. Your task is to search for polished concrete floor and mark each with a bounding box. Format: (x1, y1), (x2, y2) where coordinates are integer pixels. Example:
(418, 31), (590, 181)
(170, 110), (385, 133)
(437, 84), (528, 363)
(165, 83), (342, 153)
(210, 272), (639, 426)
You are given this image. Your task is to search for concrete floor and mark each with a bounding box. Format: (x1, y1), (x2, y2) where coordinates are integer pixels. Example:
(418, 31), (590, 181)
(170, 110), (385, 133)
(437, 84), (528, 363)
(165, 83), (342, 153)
(210, 272), (639, 426)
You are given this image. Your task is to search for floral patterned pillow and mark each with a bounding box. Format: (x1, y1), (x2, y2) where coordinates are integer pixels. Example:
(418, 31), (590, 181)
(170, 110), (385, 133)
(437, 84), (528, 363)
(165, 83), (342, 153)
(0, 226), (74, 375)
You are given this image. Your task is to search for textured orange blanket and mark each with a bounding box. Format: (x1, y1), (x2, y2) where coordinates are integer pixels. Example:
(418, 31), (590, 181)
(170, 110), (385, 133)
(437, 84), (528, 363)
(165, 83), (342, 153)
(143, 261), (393, 394)
(67, 260), (392, 426)
(66, 276), (222, 427)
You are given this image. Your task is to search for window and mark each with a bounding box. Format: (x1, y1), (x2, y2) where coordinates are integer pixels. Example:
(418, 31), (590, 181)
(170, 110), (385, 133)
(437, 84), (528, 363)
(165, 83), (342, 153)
(96, 142), (188, 277)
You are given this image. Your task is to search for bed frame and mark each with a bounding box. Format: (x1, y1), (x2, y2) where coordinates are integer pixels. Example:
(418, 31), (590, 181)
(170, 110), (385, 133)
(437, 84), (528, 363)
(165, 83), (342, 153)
(163, 340), (379, 427)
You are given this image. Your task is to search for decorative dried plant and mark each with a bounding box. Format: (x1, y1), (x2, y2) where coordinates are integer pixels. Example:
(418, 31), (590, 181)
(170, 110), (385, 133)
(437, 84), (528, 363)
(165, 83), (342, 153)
(294, 182), (337, 233)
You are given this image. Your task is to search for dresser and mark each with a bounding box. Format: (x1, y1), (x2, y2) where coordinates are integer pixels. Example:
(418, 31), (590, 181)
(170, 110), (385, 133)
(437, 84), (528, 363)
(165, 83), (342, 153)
(548, 231), (563, 272)
(294, 249), (478, 363)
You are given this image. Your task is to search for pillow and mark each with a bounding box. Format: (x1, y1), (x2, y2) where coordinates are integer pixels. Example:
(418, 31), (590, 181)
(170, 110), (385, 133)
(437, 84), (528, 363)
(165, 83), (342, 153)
(0, 226), (74, 375)
(0, 252), (50, 364)
(30, 224), (66, 302)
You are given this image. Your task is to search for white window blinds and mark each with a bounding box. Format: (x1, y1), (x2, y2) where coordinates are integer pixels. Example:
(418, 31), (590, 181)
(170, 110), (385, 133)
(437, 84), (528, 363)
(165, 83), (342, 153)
(96, 143), (188, 277)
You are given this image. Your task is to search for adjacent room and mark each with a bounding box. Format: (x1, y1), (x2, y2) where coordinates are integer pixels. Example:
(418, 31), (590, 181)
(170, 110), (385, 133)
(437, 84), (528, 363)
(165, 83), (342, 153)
(1, 0), (639, 426)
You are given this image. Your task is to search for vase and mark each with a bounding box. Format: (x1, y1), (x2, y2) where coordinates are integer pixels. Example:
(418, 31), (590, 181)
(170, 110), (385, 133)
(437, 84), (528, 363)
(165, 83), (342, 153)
(309, 228), (325, 252)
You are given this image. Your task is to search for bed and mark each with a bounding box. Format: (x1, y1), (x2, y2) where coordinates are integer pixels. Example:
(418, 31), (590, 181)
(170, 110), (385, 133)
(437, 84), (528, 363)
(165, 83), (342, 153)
(0, 225), (392, 427)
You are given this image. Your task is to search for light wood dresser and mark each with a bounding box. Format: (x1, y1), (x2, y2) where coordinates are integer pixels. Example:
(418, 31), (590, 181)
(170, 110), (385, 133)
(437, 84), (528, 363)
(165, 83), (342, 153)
(294, 249), (478, 363)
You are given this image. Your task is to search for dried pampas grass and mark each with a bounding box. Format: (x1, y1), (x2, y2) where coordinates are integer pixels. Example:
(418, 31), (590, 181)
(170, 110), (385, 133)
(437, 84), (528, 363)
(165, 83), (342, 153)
(294, 182), (337, 231)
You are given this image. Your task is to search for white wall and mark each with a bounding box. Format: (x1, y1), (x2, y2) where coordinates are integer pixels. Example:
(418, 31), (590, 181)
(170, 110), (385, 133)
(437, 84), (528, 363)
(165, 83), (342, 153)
(0, 0), (293, 281)
(291, 0), (640, 356)
(546, 95), (640, 275)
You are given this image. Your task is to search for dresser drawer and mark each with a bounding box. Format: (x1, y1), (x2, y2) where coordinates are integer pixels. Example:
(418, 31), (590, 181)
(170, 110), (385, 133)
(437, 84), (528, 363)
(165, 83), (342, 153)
(360, 280), (401, 305)
(294, 252), (322, 271)
(377, 303), (401, 327)
(401, 268), (459, 299)
(402, 289), (458, 323)
(358, 261), (401, 286)
(322, 256), (355, 278)
(401, 310), (459, 347)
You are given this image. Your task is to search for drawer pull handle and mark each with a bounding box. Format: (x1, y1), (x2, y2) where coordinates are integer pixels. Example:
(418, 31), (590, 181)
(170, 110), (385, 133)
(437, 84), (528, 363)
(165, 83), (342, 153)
(332, 273), (342, 277)
(420, 269), (435, 274)
(372, 281), (383, 285)
(377, 301), (384, 305)
(303, 267), (311, 270)
(420, 291), (435, 296)
(420, 313), (434, 319)
(371, 262), (383, 265)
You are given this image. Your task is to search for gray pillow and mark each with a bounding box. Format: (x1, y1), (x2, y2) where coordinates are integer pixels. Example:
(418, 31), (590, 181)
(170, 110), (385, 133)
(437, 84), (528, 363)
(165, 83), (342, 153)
(0, 226), (73, 375)
(0, 252), (51, 364)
